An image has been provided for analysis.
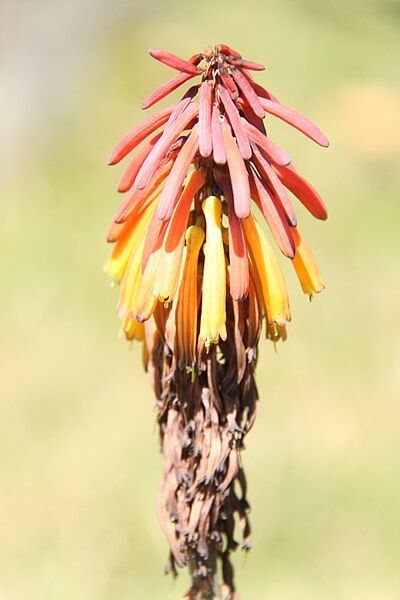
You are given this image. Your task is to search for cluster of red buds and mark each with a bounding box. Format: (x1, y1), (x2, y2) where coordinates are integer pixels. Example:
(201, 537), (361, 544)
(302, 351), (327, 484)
(105, 44), (329, 599)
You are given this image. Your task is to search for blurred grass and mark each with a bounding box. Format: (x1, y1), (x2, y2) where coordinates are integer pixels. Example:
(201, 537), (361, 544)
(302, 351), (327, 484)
(1, 0), (400, 598)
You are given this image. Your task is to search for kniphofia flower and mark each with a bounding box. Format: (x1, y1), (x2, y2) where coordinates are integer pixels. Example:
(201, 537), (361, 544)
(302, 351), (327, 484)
(105, 44), (329, 599)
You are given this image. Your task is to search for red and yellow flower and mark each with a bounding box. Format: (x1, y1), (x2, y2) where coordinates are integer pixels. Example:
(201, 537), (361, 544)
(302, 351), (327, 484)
(105, 44), (328, 597)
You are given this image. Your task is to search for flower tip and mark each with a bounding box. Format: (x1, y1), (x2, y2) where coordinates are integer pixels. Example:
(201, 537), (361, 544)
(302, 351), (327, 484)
(155, 203), (170, 221)
(237, 206), (251, 219)
(134, 312), (146, 324)
(321, 136), (330, 148)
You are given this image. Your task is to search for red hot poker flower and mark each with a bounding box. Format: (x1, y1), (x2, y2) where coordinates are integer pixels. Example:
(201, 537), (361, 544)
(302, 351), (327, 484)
(105, 44), (329, 599)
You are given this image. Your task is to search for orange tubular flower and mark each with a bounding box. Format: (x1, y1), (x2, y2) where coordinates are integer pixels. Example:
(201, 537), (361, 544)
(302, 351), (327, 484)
(105, 44), (329, 598)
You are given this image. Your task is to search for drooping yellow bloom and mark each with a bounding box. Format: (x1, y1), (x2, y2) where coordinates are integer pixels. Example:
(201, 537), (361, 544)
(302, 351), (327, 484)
(134, 247), (160, 322)
(117, 236), (146, 318)
(243, 214), (291, 326)
(199, 196), (227, 347)
(292, 227), (325, 298)
(120, 315), (145, 341)
(104, 195), (158, 283)
(152, 171), (204, 303)
(175, 225), (205, 367)
(152, 236), (184, 304)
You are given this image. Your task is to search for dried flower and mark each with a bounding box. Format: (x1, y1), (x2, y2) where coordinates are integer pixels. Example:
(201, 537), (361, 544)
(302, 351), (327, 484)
(105, 44), (329, 599)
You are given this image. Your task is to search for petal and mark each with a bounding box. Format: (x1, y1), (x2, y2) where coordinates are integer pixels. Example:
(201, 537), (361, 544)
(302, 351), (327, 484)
(242, 118), (291, 166)
(107, 190), (157, 242)
(164, 169), (205, 252)
(239, 69), (279, 102)
(141, 54), (201, 110)
(106, 220), (125, 244)
(115, 158), (173, 224)
(250, 142), (297, 226)
(211, 106), (226, 165)
(134, 247), (160, 323)
(240, 98), (266, 134)
(220, 67), (239, 100)
(219, 85), (252, 160)
(152, 235), (184, 303)
(199, 196), (227, 346)
(218, 44), (242, 58)
(119, 315), (145, 341)
(108, 105), (172, 165)
(176, 225), (205, 368)
(220, 177), (249, 300)
(227, 57), (265, 71)
(156, 124), (200, 220)
(249, 168), (295, 258)
(291, 228), (325, 297)
(117, 236), (146, 318)
(153, 171), (204, 302)
(220, 119), (251, 219)
(134, 101), (199, 190)
(243, 213), (291, 326)
(117, 135), (160, 193)
(142, 212), (168, 270)
(104, 196), (157, 282)
(273, 163), (328, 220)
(230, 67), (265, 118)
(259, 97), (329, 147)
(141, 72), (196, 110)
(199, 81), (213, 157)
(148, 49), (201, 75)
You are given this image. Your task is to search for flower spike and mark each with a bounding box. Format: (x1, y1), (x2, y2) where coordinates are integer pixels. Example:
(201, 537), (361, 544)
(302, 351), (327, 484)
(105, 43), (329, 598)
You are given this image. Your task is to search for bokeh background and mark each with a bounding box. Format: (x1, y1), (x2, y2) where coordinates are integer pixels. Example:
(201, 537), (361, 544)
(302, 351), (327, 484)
(1, 0), (399, 598)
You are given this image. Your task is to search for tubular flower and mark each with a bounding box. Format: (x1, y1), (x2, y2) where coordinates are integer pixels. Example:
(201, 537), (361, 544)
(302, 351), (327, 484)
(105, 44), (329, 599)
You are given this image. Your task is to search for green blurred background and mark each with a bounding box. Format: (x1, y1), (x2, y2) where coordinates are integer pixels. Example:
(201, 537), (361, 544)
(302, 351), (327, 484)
(1, 0), (399, 598)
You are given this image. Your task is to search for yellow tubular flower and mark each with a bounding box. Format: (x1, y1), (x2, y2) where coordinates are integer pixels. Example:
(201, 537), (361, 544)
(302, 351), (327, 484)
(134, 248), (160, 322)
(152, 217), (185, 304)
(154, 170), (205, 304)
(243, 213), (291, 326)
(120, 315), (145, 341)
(292, 227), (325, 298)
(199, 196), (227, 347)
(104, 195), (158, 282)
(176, 225), (205, 368)
(117, 234), (146, 319)
(152, 242), (183, 304)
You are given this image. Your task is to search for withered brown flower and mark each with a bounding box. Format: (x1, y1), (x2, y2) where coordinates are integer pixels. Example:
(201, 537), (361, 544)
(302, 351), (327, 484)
(105, 44), (329, 598)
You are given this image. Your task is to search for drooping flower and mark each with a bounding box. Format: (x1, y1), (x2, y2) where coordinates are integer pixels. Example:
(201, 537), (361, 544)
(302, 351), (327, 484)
(105, 44), (329, 599)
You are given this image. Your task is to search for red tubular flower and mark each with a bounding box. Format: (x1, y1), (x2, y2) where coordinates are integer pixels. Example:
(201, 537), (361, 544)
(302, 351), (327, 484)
(105, 44), (329, 599)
